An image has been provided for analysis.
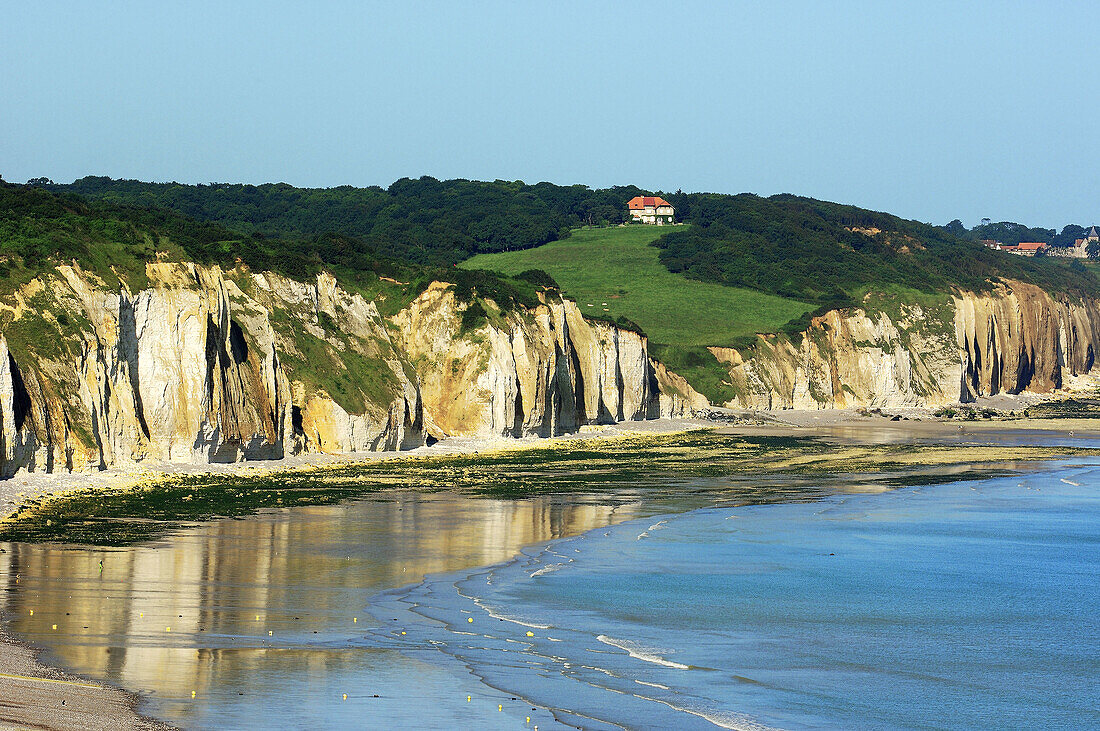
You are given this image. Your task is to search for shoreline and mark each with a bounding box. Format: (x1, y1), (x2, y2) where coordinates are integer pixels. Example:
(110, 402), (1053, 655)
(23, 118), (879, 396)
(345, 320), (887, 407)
(0, 622), (172, 730)
(8, 398), (1100, 527)
(0, 417), (713, 730)
(3, 408), (1100, 729)
(0, 416), (715, 526)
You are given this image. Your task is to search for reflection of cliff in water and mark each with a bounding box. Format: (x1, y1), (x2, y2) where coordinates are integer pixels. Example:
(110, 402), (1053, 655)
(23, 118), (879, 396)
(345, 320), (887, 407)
(0, 493), (639, 721)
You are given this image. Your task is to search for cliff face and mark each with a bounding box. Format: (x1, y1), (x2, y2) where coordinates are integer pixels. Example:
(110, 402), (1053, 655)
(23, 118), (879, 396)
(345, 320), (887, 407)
(391, 282), (702, 438)
(0, 264), (701, 476)
(711, 281), (1100, 409)
(954, 281), (1100, 401)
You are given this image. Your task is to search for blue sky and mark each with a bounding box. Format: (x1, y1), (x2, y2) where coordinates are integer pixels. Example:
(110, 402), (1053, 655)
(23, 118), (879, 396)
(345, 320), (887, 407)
(2, 1), (1097, 228)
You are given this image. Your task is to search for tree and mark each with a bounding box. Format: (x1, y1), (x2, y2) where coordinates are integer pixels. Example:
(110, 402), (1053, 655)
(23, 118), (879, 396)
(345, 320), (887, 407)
(1053, 224), (1086, 247)
(1087, 241), (1100, 259)
(944, 219), (967, 237)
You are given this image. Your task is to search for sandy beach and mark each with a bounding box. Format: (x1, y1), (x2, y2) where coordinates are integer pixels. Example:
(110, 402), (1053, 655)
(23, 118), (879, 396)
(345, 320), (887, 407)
(2, 406), (1099, 730)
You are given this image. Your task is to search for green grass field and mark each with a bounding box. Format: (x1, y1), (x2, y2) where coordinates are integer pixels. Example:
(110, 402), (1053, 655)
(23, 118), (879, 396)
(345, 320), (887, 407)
(462, 226), (810, 348)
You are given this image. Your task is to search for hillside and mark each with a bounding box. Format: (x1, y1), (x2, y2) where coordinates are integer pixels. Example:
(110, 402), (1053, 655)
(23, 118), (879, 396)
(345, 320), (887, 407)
(52, 177), (1100, 309)
(657, 193), (1100, 309)
(462, 226), (814, 401)
(0, 182), (568, 417)
(463, 226), (810, 347)
(51, 176), (646, 266)
(3, 178), (1100, 453)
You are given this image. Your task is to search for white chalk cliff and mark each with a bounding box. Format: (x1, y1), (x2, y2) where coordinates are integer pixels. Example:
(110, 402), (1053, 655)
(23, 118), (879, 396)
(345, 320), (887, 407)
(710, 280), (1100, 409)
(2, 261), (1096, 477)
(0, 263), (703, 476)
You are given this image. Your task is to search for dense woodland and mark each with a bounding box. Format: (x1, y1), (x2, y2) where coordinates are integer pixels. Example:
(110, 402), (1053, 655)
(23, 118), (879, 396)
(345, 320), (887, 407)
(53, 176), (646, 266)
(942, 219), (1092, 247)
(656, 192), (1100, 317)
(0, 182), (549, 315)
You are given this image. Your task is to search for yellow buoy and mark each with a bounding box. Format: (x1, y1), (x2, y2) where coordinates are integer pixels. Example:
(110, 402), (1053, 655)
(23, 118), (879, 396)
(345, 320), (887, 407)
(52, 624), (57, 630)
(400, 631), (406, 635)
(165, 627), (171, 632)
(527, 717), (531, 724)
(268, 630), (273, 636)
(342, 693), (347, 701)
(467, 695), (471, 702)
(255, 615), (260, 621)
(498, 704), (503, 712)
(526, 631), (534, 637)
(467, 617), (473, 623)
(29, 610), (33, 616)
(191, 691), (196, 698)
(353, 617), (357, 623)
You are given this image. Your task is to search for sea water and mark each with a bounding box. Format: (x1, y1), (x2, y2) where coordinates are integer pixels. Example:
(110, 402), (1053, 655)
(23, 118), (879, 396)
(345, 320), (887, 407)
(2, 460), (1098, 728)
(368, 465), (1100, 729)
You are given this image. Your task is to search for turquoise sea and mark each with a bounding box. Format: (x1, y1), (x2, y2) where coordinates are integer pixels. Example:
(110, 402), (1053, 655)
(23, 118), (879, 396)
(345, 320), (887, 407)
(371, 466), (1100, 729)
(2, 453), (1098, 729)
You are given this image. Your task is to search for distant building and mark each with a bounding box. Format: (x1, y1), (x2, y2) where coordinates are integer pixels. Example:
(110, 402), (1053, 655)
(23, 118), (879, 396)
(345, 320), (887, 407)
(1048, 241), (1088, 258)
(627, 196), (675, 225)
(1048, 226), (1098, 259)
(999, 242), (1047, 256)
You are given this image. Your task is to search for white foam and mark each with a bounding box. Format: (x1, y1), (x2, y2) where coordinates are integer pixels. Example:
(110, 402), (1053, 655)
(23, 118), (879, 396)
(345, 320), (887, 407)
(634, 679), (670, 690)
(655, 698), (775, 731)
(596, 635), (689, 669)
(638, 519), (669, 540)
(625, 691), (778, 731)
(471, 597), (551, 629)
(529, 563), (565, 577)
(1061, 478), (1080, 486)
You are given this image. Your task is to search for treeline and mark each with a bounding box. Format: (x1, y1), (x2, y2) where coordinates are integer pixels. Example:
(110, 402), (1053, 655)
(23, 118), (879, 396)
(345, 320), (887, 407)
(53, 176), (646, 266)
(26, 175), (1100, 324)
(0, 182), (553, 312)
(654, 193), (1100, 310)
(943, 219), (1094, 247)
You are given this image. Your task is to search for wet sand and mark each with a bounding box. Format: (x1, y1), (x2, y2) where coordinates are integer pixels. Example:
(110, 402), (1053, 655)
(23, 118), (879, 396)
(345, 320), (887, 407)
(0, 624), (170, 730)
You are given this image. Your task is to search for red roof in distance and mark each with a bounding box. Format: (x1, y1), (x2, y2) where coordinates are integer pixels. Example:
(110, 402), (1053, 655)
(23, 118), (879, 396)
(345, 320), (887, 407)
(627, 196), (672, 210)
(1015, 242), (1047, 251)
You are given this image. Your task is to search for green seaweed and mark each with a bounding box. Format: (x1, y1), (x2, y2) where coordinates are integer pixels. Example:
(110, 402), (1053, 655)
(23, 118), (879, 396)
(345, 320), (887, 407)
(2, 430), (1096, 547)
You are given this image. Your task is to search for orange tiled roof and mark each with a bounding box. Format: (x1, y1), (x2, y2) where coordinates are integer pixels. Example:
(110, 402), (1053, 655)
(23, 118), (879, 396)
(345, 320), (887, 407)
(627, 196), (672, 210)
(1015, 242), (1047, 251)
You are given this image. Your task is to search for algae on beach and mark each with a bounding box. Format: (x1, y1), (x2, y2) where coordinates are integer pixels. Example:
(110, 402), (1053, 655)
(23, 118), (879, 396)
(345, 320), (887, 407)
(2, 430), (1096, 546)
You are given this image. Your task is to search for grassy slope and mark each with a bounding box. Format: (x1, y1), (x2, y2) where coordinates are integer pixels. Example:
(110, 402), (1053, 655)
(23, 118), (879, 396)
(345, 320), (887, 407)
(462, 226), (810, 347)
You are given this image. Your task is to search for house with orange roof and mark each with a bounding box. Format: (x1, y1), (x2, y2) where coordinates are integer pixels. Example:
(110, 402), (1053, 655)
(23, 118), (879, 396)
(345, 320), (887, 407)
(627, 196), (675, 225)
(1000, 241), (1047, 256)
